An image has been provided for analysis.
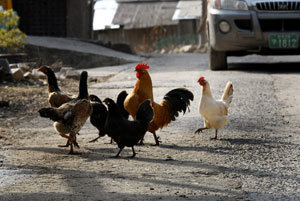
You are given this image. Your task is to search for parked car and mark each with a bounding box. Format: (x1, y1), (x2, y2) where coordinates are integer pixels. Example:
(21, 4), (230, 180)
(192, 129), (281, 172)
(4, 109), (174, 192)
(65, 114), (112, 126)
(207, 0), (300, 70)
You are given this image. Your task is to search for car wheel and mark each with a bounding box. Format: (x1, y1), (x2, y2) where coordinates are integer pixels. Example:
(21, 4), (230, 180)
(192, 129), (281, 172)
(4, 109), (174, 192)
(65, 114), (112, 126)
(209, 46), (227, 71)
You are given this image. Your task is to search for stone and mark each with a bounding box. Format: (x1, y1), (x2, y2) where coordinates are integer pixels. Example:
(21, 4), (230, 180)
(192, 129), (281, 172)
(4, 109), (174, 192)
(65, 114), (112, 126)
(59, 67), (73, 76)
(0, 59), (13, 82)
(18, 63), (31, 73)
(32, 69), (46, 79)
(179, 45), (193, 53)
(23, 72), (35, 80)
(0, 101), (9, 107)
(11, 68), (24, 81)
(65, 70), (81, 80)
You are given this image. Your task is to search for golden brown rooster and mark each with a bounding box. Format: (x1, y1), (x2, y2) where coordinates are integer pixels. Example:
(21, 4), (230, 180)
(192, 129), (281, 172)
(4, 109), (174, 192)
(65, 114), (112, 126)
(124, 63), (194, 145)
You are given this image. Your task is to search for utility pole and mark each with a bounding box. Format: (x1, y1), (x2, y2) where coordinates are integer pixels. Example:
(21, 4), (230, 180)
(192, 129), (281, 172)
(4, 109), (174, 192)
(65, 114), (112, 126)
(197, 0), (208, 52)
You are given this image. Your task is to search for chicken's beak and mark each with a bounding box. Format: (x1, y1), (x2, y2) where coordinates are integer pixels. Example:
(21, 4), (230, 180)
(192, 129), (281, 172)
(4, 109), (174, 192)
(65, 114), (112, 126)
(38, 66), (46, 73)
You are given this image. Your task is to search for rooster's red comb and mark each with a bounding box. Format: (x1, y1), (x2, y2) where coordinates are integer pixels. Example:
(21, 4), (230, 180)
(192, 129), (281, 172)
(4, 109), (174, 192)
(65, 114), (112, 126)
(198, 77), (205, 82)
(135, 63), (149, 70)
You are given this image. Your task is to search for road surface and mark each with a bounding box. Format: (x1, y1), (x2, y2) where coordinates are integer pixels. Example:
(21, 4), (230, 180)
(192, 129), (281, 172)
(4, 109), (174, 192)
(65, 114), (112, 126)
(0, 53), (300, 201)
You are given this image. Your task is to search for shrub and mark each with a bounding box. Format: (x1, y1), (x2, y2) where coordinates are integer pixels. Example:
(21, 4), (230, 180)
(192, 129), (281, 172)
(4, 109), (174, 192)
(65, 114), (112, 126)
(0, 9), (26, 53)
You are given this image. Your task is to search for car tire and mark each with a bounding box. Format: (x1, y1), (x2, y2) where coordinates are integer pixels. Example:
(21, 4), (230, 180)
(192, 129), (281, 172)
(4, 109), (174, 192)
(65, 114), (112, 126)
(209, 46), (227, 71)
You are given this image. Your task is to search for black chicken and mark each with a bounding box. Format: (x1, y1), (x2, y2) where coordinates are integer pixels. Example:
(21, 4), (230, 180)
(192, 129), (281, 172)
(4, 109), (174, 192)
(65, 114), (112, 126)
(88, 95), (108, 142)
(103, 98), (153, 158)
(88, 90), (129, 143)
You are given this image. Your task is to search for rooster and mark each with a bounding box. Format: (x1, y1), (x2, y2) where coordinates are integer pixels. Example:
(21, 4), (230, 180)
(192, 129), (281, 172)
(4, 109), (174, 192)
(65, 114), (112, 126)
(38, 66), (72, 108)
(39, 71), (92, 154)
(104, 98), (153, 158)
(124, 63), (194, 145)
(88, 90), (129, 143)
(194, 77), (233, 139)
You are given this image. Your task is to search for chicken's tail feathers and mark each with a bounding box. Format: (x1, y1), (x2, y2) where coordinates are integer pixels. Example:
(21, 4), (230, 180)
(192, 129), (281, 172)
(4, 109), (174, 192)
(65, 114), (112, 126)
(163, 88), (194, 121)
(136, 100), (154, 123)
(221, 81), (233, 108)
(38, 107), (60, 121)
(117, 90), (130, 119)
(76, 71), (89, 100)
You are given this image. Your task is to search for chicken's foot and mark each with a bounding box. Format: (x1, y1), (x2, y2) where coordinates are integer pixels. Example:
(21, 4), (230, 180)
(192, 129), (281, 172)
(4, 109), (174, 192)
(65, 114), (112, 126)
(68, 143), (74, 154)
(194, 127), (208, 134)
(89, 136), (100, 143)
(130, 146), (136, 158)
(104, 137), (114, 144)
(58, 140), (70, 147)
(58, 133), (73, 147)
(152, 132), (161, 146)
(210, 129), (218, 140)
(114, 147), (124, 158)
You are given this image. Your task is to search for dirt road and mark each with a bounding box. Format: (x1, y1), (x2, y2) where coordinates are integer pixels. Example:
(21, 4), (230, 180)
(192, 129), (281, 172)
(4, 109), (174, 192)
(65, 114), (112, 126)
(1, 53), (299, 201)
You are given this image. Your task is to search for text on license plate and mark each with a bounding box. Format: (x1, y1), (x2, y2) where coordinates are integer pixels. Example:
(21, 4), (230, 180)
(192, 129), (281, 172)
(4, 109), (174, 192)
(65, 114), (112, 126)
(269, 34), (299, 49)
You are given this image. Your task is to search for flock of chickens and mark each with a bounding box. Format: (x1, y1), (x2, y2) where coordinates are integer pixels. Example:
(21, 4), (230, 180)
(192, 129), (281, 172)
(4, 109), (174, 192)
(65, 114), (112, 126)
(37, 63), (233, 157)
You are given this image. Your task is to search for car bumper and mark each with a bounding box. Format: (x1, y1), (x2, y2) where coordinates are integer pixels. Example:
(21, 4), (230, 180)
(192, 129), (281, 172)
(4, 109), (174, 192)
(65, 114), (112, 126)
(208, 8), (300, 55)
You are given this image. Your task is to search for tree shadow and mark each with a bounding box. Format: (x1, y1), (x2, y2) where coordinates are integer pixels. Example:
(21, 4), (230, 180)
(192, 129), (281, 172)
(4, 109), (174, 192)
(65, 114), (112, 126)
(1, 163), (243, 200)
(159, 144), (233, 155)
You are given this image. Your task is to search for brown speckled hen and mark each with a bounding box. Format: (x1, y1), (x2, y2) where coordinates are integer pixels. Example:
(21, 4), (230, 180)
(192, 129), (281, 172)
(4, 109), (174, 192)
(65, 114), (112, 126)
(39, 71), (92, 154)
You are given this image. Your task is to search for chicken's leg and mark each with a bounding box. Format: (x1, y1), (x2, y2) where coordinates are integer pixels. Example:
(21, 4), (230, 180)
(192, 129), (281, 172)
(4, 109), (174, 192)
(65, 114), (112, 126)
(58, 141), (70, 147)
(69, 143), (74, 154)
(194, 127), (208, 134)
(68, 134), (80, 155)
(152, 132), (161, 146)
(138, 138), (145, 145)
(70, 133), (80, 148)
(210, 129), (218, 140)
(130, 146), (136, 158)
(58, 133), (73, 147)
(115, 147), (124, 158)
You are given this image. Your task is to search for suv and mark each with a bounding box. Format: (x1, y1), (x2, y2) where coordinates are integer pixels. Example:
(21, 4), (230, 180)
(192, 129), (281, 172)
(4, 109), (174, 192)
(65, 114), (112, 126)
(207, 0), (300, 70)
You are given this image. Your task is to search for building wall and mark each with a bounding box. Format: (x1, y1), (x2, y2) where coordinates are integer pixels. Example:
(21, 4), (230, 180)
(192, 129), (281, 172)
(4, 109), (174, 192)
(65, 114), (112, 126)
(94, 20), (199, 52)
(66, 0), (93, 39)
(12, 0), (93, 39)
(12, 0), (67, 37)
(94, 25), (180, 52)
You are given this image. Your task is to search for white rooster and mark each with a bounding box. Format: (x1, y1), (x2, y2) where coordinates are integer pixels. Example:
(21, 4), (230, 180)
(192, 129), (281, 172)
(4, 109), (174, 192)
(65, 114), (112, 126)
(195, 77), (233, 139)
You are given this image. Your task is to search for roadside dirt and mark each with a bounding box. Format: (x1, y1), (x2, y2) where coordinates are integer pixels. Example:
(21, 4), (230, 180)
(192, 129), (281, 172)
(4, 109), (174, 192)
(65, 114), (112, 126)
(0, 79), (79, 147)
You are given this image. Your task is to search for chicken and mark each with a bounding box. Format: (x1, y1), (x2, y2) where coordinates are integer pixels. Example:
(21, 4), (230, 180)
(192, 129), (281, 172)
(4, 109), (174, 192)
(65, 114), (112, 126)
(38, 66), (72, 108)
(38, 71), (92, 154)
(88, 95), (108, 142)
(88, 90), (129, 143)
(194, 77), (233, 139)
(124, 63), (194, 145)
(104, 98), (153, 158)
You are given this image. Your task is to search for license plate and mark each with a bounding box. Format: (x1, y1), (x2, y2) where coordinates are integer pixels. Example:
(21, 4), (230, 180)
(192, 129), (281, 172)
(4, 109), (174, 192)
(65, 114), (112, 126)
(269, 34), (298, 49)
